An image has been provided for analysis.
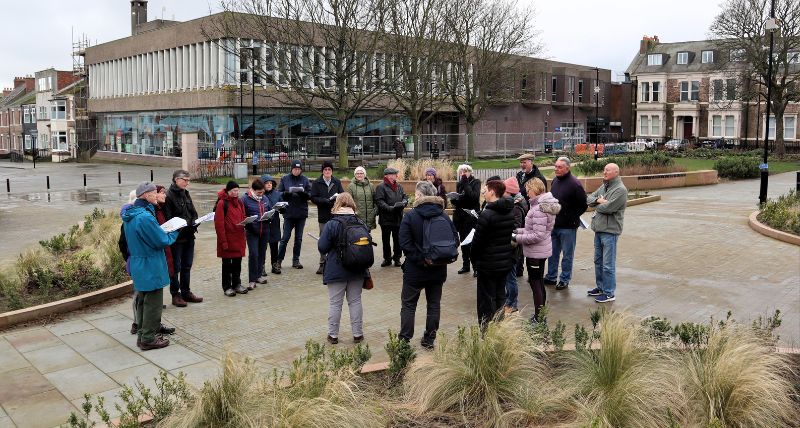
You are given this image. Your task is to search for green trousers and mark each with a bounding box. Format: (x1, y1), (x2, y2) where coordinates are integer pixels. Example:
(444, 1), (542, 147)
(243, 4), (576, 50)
(136, 288), (164, 343)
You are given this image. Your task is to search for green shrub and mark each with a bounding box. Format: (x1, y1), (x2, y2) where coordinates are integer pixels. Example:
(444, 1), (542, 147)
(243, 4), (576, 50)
(16, 249), (56, 291)
(713, 156), (760, 179)
(758, 189), (800, 235)
(384, 330), (416, 378)
(0, 270), (24, 310)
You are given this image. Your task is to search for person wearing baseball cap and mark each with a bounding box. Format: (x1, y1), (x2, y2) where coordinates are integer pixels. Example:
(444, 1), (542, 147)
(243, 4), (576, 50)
(310, 160), (344, 274)
(276, 159), (311, 269)
(121, 182), (180, 350)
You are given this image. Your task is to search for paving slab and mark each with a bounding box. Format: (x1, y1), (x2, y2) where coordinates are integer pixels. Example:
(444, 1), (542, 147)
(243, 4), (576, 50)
(0, 339), (31, 375)
(45, 319), (95, 337)
(137, 343), (208, 371)
(82, 345), (148, 373)
(3, 328), (62, 354)
(2, 389), (78, 428)
(0, 367), (54, 403)
(44, 364), (119, 400)
(87, 313), (135, 335)
(59, 329), (120, 354)
(22, 344), (88, 374)
(107, 363), (171, 393)
(0, 416), (12, 428)
(171, 359), (221, 390)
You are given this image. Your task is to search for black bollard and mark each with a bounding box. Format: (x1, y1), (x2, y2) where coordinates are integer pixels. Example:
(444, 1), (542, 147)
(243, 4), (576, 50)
(118, 171), (122, 185)
(47, 176), (50, 190)
(150, 169), (154, 182)
(6, 178), (9, 193)
(83, 173), (87, 187)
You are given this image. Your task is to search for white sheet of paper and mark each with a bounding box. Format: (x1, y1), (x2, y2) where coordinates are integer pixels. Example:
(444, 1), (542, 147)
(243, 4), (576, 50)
(238, 215), (258, 226)
(446, 192), (460, 199)
(579, 217), (589, 230)
(289, 186), (305, 193)
(463, 209), (479, 219)
(460, 228), (475, 246)
(161, 217), (188, 233)
(260, 210), (276, 221)
(194, 212), (215, 225)
(274, 201), (289, 208)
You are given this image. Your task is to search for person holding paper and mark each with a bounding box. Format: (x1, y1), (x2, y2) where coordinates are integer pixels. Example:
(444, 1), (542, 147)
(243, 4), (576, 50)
(586, 163), (627, 303)
(310, 160), (345, 274)
(122, 182), (179, 350)
(348, 166), (377, 231)
(164, 170), (203, 307)
(375, 167), (407, 267)
(544, 157), (588, 291)
(241, 178), (270, 290)
(261, 174), (283, 274)
(277, 160), (311, 270)
(215, 181), (248, 297)
(451, 164), (481, 276)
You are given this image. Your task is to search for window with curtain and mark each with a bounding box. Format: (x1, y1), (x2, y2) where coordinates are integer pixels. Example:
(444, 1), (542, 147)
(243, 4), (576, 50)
(651, 115), (661, 135)
(712, 115), (722, 136)
(724, 116), (735, 137)
(640, 115), (650, 135)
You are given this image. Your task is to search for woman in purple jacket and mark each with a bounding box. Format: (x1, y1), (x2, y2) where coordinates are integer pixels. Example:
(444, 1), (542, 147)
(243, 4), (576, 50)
(514, 177), (560, 323)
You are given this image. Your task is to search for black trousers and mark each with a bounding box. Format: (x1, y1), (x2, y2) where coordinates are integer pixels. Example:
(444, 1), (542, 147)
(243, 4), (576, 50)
(476, 270), (509, 326)
(526, 257), (547, 320)
(399, 278), (444, 343)
(380, 225), (401, 262)
(268, 241), (279, 265)
(457, 224), (473, 268)
(221, 257), (242, 291)
(169, 240), (194, 298)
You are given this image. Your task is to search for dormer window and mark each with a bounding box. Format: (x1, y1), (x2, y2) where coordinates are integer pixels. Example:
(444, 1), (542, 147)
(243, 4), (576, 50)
(647, 54), (663, 66)
(677, 52), (689, 65)
(702, 50), (714, 63)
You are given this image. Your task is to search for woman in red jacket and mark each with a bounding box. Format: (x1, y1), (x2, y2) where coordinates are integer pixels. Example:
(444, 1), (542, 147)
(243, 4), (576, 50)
(215, 181), (248, 297)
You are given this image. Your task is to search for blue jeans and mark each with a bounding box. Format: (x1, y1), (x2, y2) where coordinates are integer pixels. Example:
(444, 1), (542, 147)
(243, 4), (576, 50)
(504, 269), (518, 310)
(169, 240), (194, 298)
(278, 217), (306, 263)
(593, 232), (619, 297)
(246, 231), (268, 283)
(546, 228), (577, 284)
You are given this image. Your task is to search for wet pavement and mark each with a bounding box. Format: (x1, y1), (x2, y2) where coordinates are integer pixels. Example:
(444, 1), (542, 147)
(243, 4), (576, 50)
(0, 161), (798, 427)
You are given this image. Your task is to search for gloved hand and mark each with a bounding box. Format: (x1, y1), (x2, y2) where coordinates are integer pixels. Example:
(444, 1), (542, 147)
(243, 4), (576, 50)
(393, 202), (405, 210)
(401, 199), (408, 207)
(460, 174), (470, 183)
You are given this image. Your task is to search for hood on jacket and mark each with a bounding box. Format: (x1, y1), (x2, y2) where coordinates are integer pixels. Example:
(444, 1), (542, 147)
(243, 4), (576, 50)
(413, 195), (445, 218)
(533, 192), (561, 215)
(485, 196), (514, 214)
(121, 199), (153, 223)
(260, 174), (277, 186)
(120, 203), (133, 217)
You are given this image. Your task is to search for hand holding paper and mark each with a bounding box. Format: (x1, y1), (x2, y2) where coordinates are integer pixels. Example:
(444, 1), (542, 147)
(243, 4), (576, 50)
(161, 217), (188, 233)
(329, 193), (339, 201)
(260, 210), (276, 222)
(289, 186), (305, 193)
(446, 192), (460, 200)
(194, 212), (215, 226)
(238, 215), (258, 226)
(462, 208), (479, 219)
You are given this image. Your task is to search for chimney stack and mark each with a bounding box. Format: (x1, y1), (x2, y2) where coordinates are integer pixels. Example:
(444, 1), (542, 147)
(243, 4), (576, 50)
(640, 35), (660, 54)
(131, 0), (148, 35)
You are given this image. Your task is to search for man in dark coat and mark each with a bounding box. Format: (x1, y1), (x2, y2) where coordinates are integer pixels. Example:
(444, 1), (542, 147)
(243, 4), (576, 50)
(471, 180), (516, 326)
(277, 159), (311, 269)
(451, 164), (481, 275)
(310, 160), (345, 274)
(545, 156), (588, 290)
(163, 169), (204, 307)
(374, 167), (407, 266)
(398, 181), (458, 350)
(516, 153), (548, 200)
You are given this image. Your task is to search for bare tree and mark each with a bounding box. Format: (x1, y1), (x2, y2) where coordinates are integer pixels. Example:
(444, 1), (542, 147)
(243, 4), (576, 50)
(209, 0), (389, 168)
(710, 0), (800, 156)
(441, 0), (539, 159)
(382, 0), (450, 159)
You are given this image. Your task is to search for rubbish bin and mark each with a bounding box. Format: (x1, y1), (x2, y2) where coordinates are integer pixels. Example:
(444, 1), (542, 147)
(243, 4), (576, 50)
(233, 163), (248, 179)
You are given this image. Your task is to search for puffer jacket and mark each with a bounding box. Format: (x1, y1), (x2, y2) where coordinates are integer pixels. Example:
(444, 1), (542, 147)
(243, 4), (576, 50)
(348, 178), (377, 230)
(317, 208), (370, 285)
(277, 172), (311, 219)
(510, 195), (529, 261)
(261, 174), (282, 243)
(214, 189), (247, 258)
(516, 192), (561, 259)
(121, 199), (179, 292)
(471, 197), (516, 273)
(241, 190), (268, 237)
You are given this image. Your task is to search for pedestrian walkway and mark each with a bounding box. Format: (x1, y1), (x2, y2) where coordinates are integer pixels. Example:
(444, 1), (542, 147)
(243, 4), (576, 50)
(0, 170), (798, 427)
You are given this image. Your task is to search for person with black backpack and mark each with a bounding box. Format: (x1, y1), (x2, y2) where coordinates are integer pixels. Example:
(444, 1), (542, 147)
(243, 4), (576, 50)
(398, 181), (459, 350)
(317, 193), (374, 345)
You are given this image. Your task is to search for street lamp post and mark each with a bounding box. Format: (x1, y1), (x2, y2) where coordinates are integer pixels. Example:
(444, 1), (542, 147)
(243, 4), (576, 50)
(593, 67), (600, 160)
(759, 0), (778, 205)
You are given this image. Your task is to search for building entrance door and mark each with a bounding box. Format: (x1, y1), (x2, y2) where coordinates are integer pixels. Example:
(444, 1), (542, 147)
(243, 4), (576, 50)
(682, 117), (693, 139)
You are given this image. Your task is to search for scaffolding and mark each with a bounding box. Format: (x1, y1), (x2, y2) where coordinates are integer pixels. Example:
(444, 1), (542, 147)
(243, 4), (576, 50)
(72, 32), (97, 161)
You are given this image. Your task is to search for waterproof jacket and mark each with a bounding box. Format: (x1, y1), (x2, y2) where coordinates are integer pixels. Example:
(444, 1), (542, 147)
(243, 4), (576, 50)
(310, 175), (345, 223)
(261, 174), (282, 243)
(348, 178), (377, 230)
(550, 171), (588, 229)
(516, 167), (548, 199)
(277, 173), (311, 219)
(121, 199), (179, 292)
(587, 176), (627, 235)
(214, 189), (247, 258)
(164, 184), (198, 243)
(317, 209), (370, 285)
(516, 192), (561, 259)
(399, 196), (454, 284)
(375, 180), (407, 227)
(241, 190), (268, 237)
(451, 175), (481, 232)
(471, 197), (516, 274)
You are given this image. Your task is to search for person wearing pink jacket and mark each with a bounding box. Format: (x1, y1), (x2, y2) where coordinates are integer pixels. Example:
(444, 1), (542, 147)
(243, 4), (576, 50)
(513, 177), (560, 323)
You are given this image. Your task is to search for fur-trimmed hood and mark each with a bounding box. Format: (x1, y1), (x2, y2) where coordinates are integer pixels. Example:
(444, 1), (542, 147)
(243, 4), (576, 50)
(532, 192), (561, 215)
(413, 195), (445, 208)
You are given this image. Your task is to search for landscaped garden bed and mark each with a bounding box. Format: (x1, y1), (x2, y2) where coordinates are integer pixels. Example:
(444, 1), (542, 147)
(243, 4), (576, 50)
(758, 189), (800, 236)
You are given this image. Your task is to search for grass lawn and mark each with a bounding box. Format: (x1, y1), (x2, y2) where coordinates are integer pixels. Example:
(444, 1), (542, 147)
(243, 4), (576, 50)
(673, 158), (800, 174)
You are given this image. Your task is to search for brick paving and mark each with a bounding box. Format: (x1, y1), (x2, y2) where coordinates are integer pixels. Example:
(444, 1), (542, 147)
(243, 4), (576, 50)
(0, 162), (798, 427)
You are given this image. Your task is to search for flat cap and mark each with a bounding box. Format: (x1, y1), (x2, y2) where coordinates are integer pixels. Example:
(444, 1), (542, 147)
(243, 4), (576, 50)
(136, 181), (157, 197)
(517, 153), (535, 161)
(383, 167), (399, 175)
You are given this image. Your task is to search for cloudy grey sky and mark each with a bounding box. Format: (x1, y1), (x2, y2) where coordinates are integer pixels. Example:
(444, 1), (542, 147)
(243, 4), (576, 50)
(0, 0), (723, 90)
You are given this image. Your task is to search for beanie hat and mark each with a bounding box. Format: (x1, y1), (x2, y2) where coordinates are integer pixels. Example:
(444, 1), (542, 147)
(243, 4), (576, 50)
(321, 160), (334, 171)
(291, 159), (302, 170)
(503, 177), (520, 195)
(354, 166), (367, 176)
(424, 167), (437, 177)
(135, 181), (157, 197)
(225, 180), (240, 192)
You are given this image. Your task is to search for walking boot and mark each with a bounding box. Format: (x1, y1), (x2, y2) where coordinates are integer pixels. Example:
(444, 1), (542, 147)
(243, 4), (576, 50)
(272, 262), (282, 274)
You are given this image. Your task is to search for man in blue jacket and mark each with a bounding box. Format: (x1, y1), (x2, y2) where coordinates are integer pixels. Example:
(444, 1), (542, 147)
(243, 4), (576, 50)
(277, 160), (311, 269)
(310, 160), (345, 274)
(122, 182), (179, 350)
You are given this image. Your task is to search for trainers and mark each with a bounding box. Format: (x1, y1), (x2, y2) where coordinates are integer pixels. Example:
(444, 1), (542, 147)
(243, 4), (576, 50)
(247, 282), (256, 290)
(380, 260), (392, 267)
(393, 260), (402, 267)
(353, 335), (364, 344)
(272, 262), (282, 274)
(183, 293), (203, 303)
(292, 261), (303, 269)
(257, 275), (268, 284)
(235, 285), (249, 294)
(130, 323), (138, 335)
(587, 287), (603, 296)
(595, 294), (616, 303)
(327, 335), (338, 345)
(158, 324), (176, 335)
(555, 281), (569, 290)
(224, 288), (236, 297)
(543, 278), (557, 286)
(457, 266), (470, 274)
(139, 337), (170, 351)
(171, 296), (187, 307)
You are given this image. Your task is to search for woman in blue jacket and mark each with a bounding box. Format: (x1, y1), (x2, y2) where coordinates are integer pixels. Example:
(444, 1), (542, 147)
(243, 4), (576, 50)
(261, 174), (283, 274)
(241, 179), (270, 289)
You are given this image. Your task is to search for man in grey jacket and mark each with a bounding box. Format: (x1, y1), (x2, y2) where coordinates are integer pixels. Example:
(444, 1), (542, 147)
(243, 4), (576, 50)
(586, 163), (626, 303)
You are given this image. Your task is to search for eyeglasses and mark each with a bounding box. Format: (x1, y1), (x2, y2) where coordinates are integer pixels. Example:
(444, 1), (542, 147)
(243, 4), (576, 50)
(177, 177), (190, 182)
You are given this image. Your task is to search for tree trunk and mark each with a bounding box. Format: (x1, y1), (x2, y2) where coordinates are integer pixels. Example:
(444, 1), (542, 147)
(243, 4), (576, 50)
(336, 133), (349, 169)
(466, 121), (476, 161)
(773, 108), (786, 158)
(411, 119), (421, 160)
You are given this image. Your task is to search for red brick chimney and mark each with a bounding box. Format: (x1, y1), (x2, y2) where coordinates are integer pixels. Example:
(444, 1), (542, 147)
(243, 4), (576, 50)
(640, 35), (660, 54)
(13, 76), (35, 91)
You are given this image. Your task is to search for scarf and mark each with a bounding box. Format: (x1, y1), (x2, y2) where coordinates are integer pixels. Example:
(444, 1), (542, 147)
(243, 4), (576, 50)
(383, 176), (398, 192)
(250, 190), (263, 201)
(332, 207), (356, 215)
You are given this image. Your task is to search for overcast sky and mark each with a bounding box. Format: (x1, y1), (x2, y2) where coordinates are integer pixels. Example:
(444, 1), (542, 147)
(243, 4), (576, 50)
(0, 0), (723, 90)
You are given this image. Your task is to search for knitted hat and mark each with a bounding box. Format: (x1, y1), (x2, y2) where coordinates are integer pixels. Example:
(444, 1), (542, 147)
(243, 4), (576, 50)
(135, 181), (157, 197)
(321, 160), (334, 171)
(503, 177), (520, 195)
(291, 159), (302, 170)
(354, 166), (367, 175)
(225, 180), (240, 192)
(424, 167), (437, 177)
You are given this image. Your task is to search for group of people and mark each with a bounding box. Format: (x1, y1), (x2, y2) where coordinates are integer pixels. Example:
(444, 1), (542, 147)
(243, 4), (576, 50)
(120, 154), (627, 351)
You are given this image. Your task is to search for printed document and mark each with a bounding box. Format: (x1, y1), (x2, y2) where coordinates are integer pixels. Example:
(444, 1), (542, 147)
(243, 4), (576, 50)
(460, 229), (475, 246)
(161, 217), (188, 233)
(194, 212), (215, 225)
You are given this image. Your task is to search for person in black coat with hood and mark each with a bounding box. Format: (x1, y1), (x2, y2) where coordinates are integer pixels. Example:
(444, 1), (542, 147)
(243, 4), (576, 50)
(310, 160), (345, 274)
(471, 180), (516, 326)
(451, 164), (481, 275)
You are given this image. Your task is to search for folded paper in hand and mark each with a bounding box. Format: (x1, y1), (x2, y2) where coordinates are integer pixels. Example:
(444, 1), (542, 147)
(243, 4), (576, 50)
(460, 228), (475, 246)
(462, 208), (479, 219)
(329, 193), (339, 201)
(260, 210), (276, 221)
(238, 215), (258, 226)
(274, 201), (289, 208)
(161, 217), (188, 233)
(289, 186), (305, 193)
(579, 217), (589, 230)
(194, 212), (215, 225)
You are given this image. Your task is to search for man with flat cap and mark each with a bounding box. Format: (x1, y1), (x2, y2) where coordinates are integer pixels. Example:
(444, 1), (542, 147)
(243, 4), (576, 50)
(516, 153), (548, 200)
(375, 167), (407, 266)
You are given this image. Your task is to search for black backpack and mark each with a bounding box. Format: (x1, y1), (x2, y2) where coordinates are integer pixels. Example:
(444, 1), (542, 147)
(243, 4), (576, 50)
(334, 216), (375, 271)
(419, 212), (460, 266)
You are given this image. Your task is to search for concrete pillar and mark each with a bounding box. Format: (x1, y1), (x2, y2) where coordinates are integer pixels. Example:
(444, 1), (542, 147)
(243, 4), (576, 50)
(181, 133), (199, 174)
